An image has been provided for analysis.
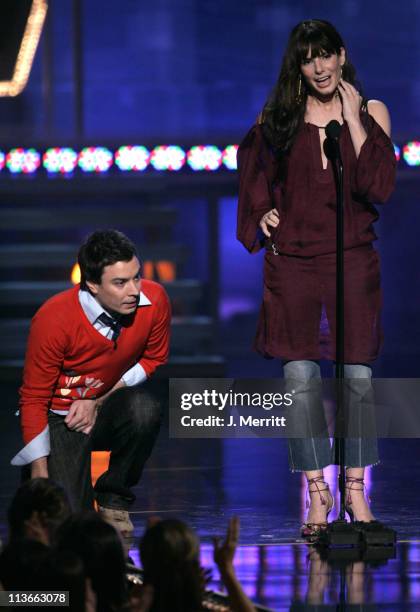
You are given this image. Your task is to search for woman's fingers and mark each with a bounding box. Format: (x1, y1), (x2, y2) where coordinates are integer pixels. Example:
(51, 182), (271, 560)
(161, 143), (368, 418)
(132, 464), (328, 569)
(261, 208), (279, 222)
(213, 536), (222, 551)
(227, 516), (240, 544)
(266, 209), (280, 223)
(260, 209), (280, 236)
(260, 222), (271, 237)
(339, 80), (361, 101)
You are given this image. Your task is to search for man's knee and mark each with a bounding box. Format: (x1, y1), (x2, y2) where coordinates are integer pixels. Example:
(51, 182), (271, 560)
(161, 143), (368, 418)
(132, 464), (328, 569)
(104, 384), (163, 435)
(122, 386), (162, 432)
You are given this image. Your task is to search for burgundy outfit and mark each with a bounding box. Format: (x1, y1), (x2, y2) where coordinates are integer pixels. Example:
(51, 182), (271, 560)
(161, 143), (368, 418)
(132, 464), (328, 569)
(237, 111), (396, 362)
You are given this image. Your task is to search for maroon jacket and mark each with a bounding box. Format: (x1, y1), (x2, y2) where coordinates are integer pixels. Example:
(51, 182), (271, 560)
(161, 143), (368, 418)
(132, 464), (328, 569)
(237, 112), (396, 256)
(236, 112), (396, 362)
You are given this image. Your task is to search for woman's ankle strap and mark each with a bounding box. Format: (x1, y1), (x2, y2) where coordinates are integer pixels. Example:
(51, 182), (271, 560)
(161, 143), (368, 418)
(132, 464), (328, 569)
(345, 476), (365, 487)
(307, 476), (328, 486)
(306, 476), (329, 507)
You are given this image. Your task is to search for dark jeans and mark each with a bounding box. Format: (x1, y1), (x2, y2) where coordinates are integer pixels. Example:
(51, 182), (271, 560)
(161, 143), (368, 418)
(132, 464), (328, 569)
(47, 383), (162, 511)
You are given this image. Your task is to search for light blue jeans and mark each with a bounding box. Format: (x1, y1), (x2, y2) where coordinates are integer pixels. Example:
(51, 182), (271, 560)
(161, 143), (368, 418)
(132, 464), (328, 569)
(284, 360), (379, 471)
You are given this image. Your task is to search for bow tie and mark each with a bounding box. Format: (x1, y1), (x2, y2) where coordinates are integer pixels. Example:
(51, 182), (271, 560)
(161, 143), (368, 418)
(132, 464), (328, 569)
(97, 312), (122, 342)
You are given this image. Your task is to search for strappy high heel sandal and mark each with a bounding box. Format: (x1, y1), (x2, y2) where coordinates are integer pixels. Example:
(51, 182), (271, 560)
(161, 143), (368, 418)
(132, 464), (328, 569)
(301, 476), (334, 539)
(345, 476), (375, 523)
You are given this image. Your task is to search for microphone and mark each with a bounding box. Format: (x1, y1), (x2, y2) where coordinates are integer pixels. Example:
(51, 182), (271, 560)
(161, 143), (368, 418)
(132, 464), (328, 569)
(325, 120), (342, 163)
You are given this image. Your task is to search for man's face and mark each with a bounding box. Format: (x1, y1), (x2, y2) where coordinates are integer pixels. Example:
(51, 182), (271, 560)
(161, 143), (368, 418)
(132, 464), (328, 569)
(86, 256), (141, 315)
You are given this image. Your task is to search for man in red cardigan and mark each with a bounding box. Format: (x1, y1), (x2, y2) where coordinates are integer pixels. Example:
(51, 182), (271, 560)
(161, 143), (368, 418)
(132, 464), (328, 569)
(11, 229), (171, 536)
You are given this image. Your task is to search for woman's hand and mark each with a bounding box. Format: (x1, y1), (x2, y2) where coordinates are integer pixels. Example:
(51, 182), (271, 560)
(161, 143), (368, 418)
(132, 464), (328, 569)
(213, 516), (239, 576)
(213, 517), (257, 612)
(338, 79), (362, 125)
(259, 209), (280, 238)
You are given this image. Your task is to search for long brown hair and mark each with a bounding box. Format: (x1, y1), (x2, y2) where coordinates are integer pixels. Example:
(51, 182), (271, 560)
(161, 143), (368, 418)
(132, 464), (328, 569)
(140, 519), (203, 612)
(262, 20), (364, 154)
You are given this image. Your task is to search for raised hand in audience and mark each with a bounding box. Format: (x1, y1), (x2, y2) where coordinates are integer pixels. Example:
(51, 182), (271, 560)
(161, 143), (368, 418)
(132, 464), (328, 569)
(213, 517), (256, 612)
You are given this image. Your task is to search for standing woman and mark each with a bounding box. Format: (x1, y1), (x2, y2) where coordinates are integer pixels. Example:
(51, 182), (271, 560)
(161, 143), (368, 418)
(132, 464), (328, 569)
(236, 20), (396, 536)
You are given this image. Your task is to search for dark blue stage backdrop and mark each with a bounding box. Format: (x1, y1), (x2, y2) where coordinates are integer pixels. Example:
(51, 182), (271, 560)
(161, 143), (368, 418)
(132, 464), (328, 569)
(1, 1), (417, 139)
(0, 0), (419, 375)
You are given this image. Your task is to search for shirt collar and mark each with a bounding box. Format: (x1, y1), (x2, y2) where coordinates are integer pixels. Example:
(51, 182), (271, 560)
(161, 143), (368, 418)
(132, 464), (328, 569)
(79, 289), (151, 325)
(138, 292), (152, 306)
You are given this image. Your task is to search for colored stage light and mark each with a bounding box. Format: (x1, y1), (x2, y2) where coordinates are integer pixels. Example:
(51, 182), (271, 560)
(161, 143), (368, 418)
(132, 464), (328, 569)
(402, 141), (420, 167)
(78, 147), (113, 173)
(43, 148), (78, 174)
(71, 263), (81, 285)
(4, 141), (419, 176)
(222, 145), (239, 170)
(115, 146), (150, 171)
(6, 148), (41, 173)
(150, 146), (186, 171)
(187, 146), (222, 171)
(0, 0), (48, 97)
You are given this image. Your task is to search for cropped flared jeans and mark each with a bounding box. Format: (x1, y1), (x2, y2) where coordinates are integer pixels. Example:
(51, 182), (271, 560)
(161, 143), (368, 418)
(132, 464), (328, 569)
(284, 360), (379, 472)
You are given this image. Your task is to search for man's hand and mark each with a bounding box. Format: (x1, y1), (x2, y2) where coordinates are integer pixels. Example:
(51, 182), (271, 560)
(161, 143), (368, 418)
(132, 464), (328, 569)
(64, 399), (98, 434)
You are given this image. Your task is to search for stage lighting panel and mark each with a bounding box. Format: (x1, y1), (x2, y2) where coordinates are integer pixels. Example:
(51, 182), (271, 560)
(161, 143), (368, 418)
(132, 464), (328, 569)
(0, 141), (417, 176)
(43, 147), (78, 174)
(187, 146), (223, 171)
(6, 148), (40, 173)
(222, 145), (239, 170)
(150, 146), (186, 171)
(78, 147), (113, 173)
(115, 146), (150, 171)
(402, 141), (420, 167)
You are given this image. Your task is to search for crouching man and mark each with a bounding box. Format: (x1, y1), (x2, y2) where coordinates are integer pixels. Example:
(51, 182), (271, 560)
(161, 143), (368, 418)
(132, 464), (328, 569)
(12, 229), (171, 537)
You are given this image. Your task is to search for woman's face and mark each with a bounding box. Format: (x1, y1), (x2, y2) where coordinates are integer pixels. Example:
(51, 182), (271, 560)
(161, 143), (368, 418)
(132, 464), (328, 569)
(300, 46), (345, 97)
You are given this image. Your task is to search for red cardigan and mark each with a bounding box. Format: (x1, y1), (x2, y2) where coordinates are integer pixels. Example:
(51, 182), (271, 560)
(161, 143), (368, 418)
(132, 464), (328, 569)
(19, 281), (171, 444)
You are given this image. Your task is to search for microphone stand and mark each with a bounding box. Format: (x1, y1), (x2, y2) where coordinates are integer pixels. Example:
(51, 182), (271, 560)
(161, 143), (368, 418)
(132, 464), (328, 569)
(333, 133), (346, 524)
(317, 121), (396, 549)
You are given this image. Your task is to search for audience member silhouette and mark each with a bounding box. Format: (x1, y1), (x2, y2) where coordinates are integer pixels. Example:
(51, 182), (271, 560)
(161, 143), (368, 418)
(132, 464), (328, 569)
(138, 516), (256, 612)
(8, 478), (71, 545)
(56, 512), (129, 611)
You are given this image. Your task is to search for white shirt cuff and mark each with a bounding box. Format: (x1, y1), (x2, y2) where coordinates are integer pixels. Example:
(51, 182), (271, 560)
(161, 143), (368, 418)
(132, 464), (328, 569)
(11, 425), (50, 466)
(121, 363), (147, 387)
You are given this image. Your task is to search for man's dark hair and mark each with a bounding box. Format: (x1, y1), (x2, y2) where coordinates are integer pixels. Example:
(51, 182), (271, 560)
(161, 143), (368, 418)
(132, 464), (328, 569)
(8, 478), (71, 544)
(78, 229), (137, 289)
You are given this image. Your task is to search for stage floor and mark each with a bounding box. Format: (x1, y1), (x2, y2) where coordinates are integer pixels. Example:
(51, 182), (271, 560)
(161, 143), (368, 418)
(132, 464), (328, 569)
(1, 381), (420, 610)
